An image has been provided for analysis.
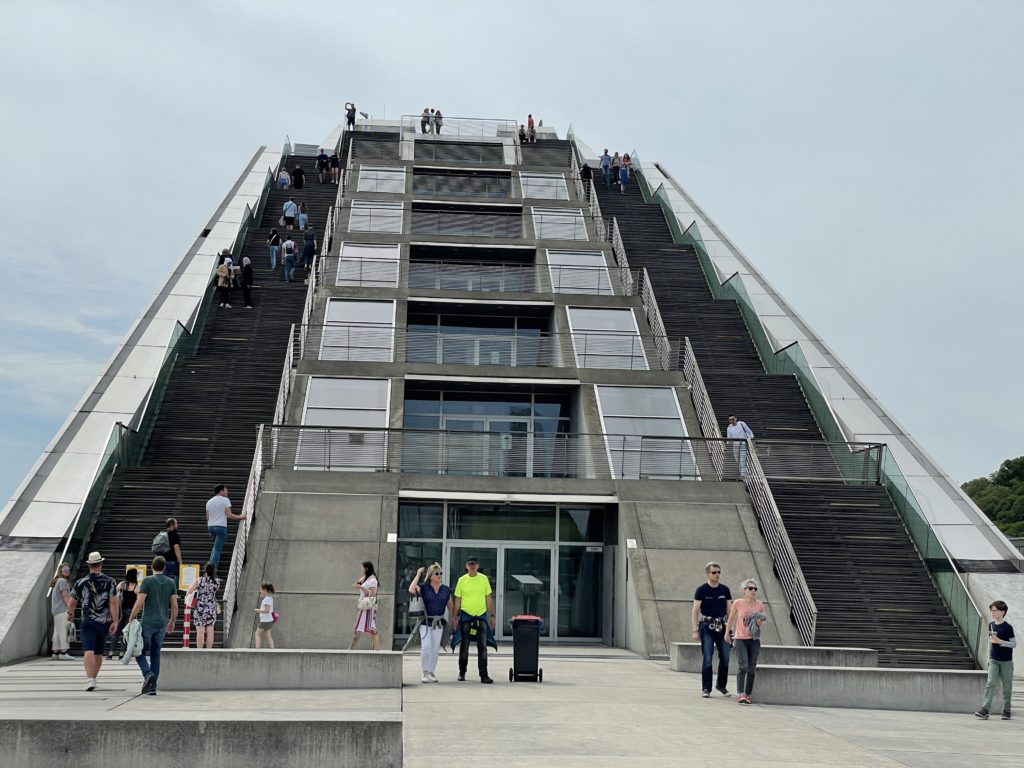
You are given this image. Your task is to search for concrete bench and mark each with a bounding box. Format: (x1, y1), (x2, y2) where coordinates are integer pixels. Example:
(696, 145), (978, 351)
(669, 642), (877, 673)
(158, 649), (403, 691)
(754, 665), (986, 713)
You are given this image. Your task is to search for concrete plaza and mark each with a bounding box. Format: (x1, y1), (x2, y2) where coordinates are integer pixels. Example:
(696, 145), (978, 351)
(0, 647), (1020, 766)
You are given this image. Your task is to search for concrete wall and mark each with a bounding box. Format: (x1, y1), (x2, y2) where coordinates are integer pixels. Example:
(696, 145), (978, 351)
(0, 551), (55, 663)
(229, 471), (399, 650)
(615, 480), (802, 657)
(159, 649), (402, 690)
(4, 717), (402, 768)
(754, 665), (987, 713)
(669, 642), (877, 673)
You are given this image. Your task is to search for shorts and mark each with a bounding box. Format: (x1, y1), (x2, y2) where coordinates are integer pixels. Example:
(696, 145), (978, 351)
(80, 619), (110, 653)
(256, 621), (274, 631)
(284, 216), (295, 226)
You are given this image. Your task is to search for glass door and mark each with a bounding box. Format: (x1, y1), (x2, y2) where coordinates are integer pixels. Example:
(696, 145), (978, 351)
(500, 546), (553, 639)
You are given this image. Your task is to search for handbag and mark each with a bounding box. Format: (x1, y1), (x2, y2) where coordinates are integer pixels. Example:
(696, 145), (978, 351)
(409, 596), (425, 616)
(278, 215), (286, 226)
(271, 611), (280, 623)
(357, 594), (377, 611)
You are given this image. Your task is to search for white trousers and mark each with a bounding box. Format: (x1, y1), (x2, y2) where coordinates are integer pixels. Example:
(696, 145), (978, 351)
(52, 612), (70, 651)
(419, 624), (443, 673)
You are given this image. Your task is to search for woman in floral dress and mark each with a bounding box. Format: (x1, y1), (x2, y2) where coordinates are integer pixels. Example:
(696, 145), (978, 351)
(185, 562), (221, 649)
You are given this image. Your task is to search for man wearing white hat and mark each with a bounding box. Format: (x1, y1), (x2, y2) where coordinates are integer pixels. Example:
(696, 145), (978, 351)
(66, 552), (119, 691)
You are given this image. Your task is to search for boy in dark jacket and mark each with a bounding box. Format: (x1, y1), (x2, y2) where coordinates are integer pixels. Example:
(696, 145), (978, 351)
(975, 600), (1015, 720)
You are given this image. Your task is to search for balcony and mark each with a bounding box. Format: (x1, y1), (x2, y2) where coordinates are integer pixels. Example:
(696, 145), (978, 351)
(296, 324), (679, 370)
(412, 170), (512, 199)
(263, 426), (747, 480)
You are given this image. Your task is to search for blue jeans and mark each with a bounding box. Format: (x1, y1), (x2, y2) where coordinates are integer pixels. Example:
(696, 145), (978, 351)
(208, 525), (228, 568)
(269, 245), (279, 269)
(601, 166), (610, 186)
(163, 561), (179, 585)
(136, 625), (167, 686)
(700, 623), (730, 692)
(284, 255), (296, 282)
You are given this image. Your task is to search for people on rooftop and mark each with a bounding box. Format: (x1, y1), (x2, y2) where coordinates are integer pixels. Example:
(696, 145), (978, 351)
(518, 124), (527, 143)
(345, 102), (356, 130)
(421, 108), (432, 134)
(433, 108), (443, 135)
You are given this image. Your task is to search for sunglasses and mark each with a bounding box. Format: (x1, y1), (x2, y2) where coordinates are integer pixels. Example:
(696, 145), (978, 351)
(709, 571), (721, 575)
(745, 586), (758, 591)
(430, 571), (443, 576)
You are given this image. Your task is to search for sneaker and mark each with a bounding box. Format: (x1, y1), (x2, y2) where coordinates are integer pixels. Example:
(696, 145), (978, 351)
(457, 673), (466, 682)
(57, 653), (74, 661)
(1001, 711), (1011, 721)
(701, 690), (711, 698)
(218, 303), (225, 308)
(421, 673), (431, 684)
(427, 672), (438, 683)
(146, 689), (157, 696)
(480, 675), (494, 684)
(738, 695), (751, 705)
(224, 304), (232, 308)
(85, 678), (97, 692)
(974, 709), (989, 719)
(715, 686), (731, 697)
(141, 673), (156, 694)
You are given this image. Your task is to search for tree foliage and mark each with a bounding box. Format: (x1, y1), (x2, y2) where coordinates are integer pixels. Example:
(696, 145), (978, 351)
(962, 456), (1024, 537)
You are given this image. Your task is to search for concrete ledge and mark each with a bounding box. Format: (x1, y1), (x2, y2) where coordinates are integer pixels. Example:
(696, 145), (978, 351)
(3, 717), (402, 768)
(669, 642), (877, 672)
(159, 649), (402, 691)
(754, 665), (986, 713)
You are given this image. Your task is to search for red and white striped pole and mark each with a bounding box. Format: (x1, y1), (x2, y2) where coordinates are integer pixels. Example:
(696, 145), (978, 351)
(182, 591), (194, 648)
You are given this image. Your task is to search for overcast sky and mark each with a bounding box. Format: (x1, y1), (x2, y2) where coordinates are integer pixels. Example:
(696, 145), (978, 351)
(0, 1), (1021, 508)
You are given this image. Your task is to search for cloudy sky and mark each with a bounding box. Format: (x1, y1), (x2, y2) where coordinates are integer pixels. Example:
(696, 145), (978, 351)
(0, 1), (1021, 507)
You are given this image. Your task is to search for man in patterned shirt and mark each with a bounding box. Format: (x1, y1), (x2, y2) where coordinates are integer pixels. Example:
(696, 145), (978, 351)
(67, 552), (119, 691)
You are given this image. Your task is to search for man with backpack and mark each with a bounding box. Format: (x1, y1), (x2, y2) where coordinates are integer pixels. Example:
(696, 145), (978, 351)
(151, 518), (182, 585)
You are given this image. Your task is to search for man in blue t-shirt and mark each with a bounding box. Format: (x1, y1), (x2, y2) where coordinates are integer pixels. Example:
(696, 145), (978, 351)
(691, 561), (733, 698)
(975, 600), (1015, 720)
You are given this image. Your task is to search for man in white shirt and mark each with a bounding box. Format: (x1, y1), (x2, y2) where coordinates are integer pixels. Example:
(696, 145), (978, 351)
(206, 485), (247, 571)
(725, 415), (754, 477)
(282, 197), (299, 230)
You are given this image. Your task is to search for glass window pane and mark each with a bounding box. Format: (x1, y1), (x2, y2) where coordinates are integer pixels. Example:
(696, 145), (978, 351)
(350, 201), (403, 233)
(558, 547), (603, 637)
(326, 299), (395, 325)
(307, 408), (387, 428)
(337, 243), (400, 288)
(340, 242), (401, 261)
(521, 172), (568, 200)
(306, 377), (389, 409)
(603, 416), (684, 437)
(394, 541), (443, 636)
(568, 308), (637, 332)
(547, 250), (606, 267)
(358, 166), (406, 194)
(398, 503), (444, 538)
(560, 507), (605, 542)
(596, 386), (680, 417)
(533, 208), (588, 241)
(447, 504), (555, 540)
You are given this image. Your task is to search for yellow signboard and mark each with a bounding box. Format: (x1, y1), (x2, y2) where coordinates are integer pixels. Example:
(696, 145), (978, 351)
(125, 564), (147, 580)
(179, 563), (201, 592)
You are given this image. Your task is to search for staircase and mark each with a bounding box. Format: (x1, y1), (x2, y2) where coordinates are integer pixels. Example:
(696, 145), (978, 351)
(70, 141), (343, 651)
(591, 172), (976, 668)
(521, 138), (571, 167)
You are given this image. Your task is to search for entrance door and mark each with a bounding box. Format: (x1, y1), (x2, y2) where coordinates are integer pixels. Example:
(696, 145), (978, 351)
(500, 546), (552, 639)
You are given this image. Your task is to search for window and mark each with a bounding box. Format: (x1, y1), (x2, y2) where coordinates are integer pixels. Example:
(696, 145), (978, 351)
(322, 299), (395, 362)
(299, 378), (390, 470)
(547, 250), (612, 295)
(533, 207), (587, 240)
(520, 172), (568, 200)
(349, 200), (403, 233)
(567, 308), (647, 370)
(595, 386), (695, 480)
(357, 166), (406, 194)
(336, 242), (400, 288)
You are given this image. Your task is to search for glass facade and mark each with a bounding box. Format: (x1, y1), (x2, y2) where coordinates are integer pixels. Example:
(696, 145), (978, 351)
(394, 501), (613, 641)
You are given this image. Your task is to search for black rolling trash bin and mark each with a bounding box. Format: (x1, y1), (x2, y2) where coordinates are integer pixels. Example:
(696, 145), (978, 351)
(508, 614), (543, 682)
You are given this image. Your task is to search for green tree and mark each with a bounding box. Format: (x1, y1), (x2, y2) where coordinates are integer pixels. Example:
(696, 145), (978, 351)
(962, 456), (1024, 537)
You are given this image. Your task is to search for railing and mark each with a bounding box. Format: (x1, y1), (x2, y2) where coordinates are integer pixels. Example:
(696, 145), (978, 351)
(609, 218), (636, 295)
(274, 324), (296, 424)
(346, 204), (404, 234)
(743, 444), (819, 646)
(585, 179), (607, 241)
(412, 172), (512, 199)
(636, 268), (674, 372)
(754, 440), (884, 484)
(409, 209), (522, 238)
(681, 337), (724, 477)
(569, 151), (587, 202)
(322, 205), (335, 259)
(408, 261), (536, 292)
(401, 115), (518, 139)
(262, 425), (748, 481)
(300, 252), (322, 331)
(294, 324), (679, 370)
(223, 423), (264, 641)
(331, 257), (400, 288)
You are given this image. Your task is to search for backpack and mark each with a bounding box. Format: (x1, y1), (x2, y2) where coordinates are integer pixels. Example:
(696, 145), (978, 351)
(284, 241), (295, 254)
(151, 531), (170, 555)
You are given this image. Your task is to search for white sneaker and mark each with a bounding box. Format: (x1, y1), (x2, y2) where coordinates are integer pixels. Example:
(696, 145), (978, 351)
(218, 303), (224, 307)
(421, 673), (431, 683)
(224, 304), (232, 308)
(58, 653), (74, 661)
(51, 653), (59, 659)
(85, 678), (97, 691)
(427, 672), (439, 683)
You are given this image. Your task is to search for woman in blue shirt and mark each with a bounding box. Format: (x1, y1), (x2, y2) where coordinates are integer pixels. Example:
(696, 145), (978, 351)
(408, 563), (455, 684)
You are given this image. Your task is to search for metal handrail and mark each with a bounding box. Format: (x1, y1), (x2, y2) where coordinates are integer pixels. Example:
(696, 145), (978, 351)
(637, 268), (674, 372)
(585, 179), (607, 241)
(610, 218), (635, 294)
(274, 324), (296, 424)
(295, 324), (678, 370)
(681, 337), (725, 478)
(743, 443), (819, 645)
(570, 151), (586, 202)
(262, 425), (749, 481)
(401, 114), (518, 139)
(753, 440), (885, 485)
(223, 423), (264, 641)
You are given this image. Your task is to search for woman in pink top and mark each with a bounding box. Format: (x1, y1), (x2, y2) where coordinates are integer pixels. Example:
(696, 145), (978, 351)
(725, 578), (768, 704)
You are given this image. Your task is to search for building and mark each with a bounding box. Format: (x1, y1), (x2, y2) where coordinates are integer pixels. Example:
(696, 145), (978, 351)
(2, 115), (1021, 667)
